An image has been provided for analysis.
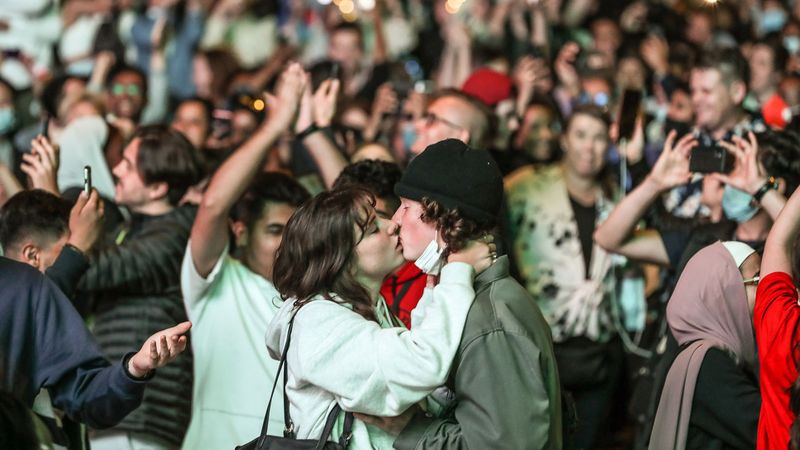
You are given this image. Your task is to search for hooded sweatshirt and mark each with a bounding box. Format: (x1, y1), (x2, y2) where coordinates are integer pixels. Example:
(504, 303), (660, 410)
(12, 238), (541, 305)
(264, 262), (475, 449)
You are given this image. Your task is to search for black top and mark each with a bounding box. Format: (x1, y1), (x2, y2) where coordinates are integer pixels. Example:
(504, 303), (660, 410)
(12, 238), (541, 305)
(687, 347), (760, 450)
(569, 195), (597, 279)
(0, 257), (146, 428)
(78, 205), (196, 446)
(659, 219), (764, 277)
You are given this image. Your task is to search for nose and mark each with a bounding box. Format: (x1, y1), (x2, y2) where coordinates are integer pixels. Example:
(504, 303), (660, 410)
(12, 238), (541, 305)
(112, 161), (124, 178)
(386, 219), (399, 236)
(390, 209), (402, 229)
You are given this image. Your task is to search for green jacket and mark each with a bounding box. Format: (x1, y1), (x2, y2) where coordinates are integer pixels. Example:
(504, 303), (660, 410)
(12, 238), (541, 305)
(395, 256), (562, 450)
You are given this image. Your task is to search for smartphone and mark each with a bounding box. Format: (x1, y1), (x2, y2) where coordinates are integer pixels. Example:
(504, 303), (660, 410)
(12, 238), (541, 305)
(40, 113), (49, 138)
(211, 109), (233, 140)
(84, 165), (92, 195)
(329, 63), (340, 81)
(689, 144), (734, 174)
(617, 89), (643, 142)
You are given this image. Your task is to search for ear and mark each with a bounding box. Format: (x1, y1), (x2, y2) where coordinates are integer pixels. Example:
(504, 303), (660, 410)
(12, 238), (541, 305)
(459, 129), (472, 146)
(20, 243), (42, 271)
(730, 80), (747, 105)
(147, 181), (169, 202)
(231, 220), (249, 248)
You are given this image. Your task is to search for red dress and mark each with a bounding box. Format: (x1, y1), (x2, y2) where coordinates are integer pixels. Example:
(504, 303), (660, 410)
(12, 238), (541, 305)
(755, 271), (800, 449)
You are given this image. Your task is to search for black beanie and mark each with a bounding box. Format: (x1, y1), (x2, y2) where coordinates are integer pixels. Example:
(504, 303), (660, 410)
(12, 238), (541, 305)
(394, 139), (503, 225)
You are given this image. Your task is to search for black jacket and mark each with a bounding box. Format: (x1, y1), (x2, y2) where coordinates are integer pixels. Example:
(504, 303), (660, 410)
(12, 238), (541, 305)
(78, 205), (196, 446)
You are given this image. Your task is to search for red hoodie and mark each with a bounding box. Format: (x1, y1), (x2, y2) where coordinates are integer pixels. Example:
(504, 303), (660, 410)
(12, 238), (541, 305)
(380, 262), (426, 329)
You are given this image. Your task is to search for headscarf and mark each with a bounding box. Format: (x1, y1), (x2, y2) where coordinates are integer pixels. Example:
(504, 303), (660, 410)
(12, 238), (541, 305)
(649, 241), (756, 449)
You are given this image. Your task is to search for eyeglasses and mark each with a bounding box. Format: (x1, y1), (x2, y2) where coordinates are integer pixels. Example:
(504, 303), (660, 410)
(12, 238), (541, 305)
(422, 112), (464, 131)
(111, 83), (142, 96)
(743, 276), (760, 286)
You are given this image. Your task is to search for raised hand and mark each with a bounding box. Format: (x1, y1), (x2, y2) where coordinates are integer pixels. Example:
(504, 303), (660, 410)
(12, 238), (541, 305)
(448, 234), (497, 274)
(313, 78), (341, 128)
(67, 189), (105, 254)
(713, 132), (766, 195)
(554, 42), (581, 94)
(21, 135), (59, 194)
(640, 34), (669, 75)
(647, 130), (696, 190)
(267, 62), (308, 132)
(127, 322), (192, 378)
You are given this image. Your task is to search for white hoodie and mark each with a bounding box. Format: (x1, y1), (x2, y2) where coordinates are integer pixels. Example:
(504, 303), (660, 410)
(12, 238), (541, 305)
(264, 262), (475, 449)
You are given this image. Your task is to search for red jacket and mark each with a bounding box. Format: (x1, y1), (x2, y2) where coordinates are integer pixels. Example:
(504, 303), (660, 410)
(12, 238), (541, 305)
(380, 262), (426, 329)
(755, 271), (800, 450)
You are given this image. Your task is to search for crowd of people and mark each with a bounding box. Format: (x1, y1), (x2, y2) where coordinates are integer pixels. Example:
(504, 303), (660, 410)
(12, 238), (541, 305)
(6, 0), (800, 449)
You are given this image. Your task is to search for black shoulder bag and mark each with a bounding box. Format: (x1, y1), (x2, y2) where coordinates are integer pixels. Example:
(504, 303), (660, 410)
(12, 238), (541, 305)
(236, 310), (354, 450)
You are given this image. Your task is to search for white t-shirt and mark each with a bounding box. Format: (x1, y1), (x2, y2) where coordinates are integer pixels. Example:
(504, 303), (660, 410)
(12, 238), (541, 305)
(180, 242), (284, 450)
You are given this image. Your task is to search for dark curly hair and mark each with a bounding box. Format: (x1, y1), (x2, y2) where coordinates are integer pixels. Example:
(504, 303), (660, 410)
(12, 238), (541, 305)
(419, 197), (495, 255)
(332, 160), (403, 213)
(757, 130), (800, 198)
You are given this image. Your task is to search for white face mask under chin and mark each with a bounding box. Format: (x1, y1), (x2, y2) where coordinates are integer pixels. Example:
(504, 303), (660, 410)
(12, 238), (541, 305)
(415, 239), (446, 275)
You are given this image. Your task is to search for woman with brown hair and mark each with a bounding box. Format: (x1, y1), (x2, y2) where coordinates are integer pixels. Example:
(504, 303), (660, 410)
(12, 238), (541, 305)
(265, 186), (492, 449)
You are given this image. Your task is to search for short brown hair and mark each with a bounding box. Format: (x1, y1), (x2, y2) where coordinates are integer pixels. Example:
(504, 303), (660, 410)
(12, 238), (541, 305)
(134, 125), (204, 206)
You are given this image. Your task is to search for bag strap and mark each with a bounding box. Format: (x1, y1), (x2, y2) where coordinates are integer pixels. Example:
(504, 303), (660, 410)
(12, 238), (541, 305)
(257, 303), (355, 448)
(312, 404), (355, 449)
(255, 309), (298, 447)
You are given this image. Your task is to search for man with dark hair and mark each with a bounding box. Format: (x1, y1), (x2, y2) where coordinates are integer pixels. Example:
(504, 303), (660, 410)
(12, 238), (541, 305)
(78, 124), (204, 450)
(172, 97), (214, 152)
(0, 189), (71, 270)
(745, 35), (788, 112)
(0, 189), (104, 300)
(105, 64), (149, 124)
(360, 139), (562, 449)
(411, 89), (492, 155)
(333, 160), (426, 328)
(180, 63), (310, 450)
(0, 256), (191, 435)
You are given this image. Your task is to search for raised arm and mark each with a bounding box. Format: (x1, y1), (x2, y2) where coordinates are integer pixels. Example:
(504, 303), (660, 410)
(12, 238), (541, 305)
(294, 77), (349, 190)
(191, 63), (306, 277)
(714, 132), (786, 221)
(594, 131), (696, 266)
(762, 178), (800, 277)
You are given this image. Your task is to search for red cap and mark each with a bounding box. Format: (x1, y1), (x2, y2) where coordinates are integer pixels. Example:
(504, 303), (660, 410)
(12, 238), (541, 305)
(762, 94), (791, 130)
(461, 68), (513, 107)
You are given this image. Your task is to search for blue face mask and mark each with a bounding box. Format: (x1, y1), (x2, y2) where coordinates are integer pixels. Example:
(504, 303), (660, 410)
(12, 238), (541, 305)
(620, 276), (646, 332)
(401, 123), (417, 155)
(722, 185), (760, 223)
(761, 9), (787, 34)
(0, 108), (16, 135)
(785, 36), (800, 55)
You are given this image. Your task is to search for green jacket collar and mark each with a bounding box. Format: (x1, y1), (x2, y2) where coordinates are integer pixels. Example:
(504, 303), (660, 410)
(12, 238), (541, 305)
(474, 255), (510, 294)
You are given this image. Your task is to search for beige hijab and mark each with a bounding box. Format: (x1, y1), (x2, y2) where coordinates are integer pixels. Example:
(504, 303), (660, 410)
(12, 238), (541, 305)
(649, 241), (756, 449)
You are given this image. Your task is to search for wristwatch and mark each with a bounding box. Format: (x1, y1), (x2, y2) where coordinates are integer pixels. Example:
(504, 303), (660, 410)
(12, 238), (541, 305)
(752, 176), (779, 205)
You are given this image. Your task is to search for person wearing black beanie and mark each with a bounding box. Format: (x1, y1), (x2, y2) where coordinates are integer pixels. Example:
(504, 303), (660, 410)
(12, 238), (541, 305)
(358, 138), (563, 449)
